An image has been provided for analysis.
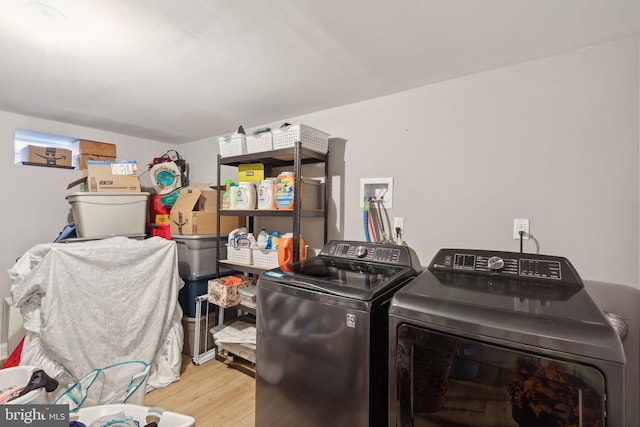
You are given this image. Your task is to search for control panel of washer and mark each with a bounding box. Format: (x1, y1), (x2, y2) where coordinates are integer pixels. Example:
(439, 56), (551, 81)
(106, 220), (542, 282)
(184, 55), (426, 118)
(320, 240), (419, 268)
(429, 248), (582, 286)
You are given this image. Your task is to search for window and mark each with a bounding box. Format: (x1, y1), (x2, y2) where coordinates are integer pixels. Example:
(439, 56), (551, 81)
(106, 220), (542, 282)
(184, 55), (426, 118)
(14, 129), (78, 168)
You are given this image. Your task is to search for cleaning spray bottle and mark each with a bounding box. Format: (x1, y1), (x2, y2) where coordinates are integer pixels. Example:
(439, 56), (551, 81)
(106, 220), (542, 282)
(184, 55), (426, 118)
(222, 179), (235, 209)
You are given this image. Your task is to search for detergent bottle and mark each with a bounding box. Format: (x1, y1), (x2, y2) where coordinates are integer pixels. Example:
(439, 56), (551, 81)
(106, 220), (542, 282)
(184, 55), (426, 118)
(278, 233), (306, 266)
(257, 179), (277, 209)
(274, 172), (296, 209)
(233, 182), (256, 210)
(269, 231), (281, 250)
(228, 227), (247, 247)
(257, 229), (269, 248)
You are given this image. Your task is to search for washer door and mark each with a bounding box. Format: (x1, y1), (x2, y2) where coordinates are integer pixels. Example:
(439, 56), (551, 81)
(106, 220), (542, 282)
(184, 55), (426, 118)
(393, 324), (606, 427)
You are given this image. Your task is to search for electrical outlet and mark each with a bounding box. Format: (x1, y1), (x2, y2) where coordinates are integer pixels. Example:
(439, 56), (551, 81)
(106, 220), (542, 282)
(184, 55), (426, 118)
(393, 217), (404, 235)
(513, 218), (530, 240)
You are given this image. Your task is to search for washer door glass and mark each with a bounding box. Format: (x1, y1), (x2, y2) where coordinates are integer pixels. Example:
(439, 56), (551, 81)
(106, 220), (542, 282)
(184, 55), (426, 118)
(394, 324), (606, 427)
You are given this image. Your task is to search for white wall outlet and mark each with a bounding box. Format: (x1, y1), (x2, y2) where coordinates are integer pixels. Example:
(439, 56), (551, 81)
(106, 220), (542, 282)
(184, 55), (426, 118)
(513, 218), (530, 240)
(393, 217), (404, 235)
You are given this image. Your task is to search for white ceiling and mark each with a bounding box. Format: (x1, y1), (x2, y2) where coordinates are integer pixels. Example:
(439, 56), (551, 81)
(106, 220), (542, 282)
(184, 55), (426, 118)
(1, 0), (639, 144)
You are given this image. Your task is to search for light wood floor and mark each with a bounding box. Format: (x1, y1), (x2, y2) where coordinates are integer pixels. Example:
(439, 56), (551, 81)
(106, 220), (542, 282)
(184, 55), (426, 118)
(144, 355), (255, 426)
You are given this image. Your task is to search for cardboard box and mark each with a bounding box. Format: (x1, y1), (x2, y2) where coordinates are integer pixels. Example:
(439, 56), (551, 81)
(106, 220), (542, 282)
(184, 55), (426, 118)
(78, 153), (117, 169)
(207, 276), (250, 308)
(20, 145), (72, 167)
(74, 139), (117, 156)
(170, 183), (244, 235)
(238, 163), (264, 182)
(74, 140), (117, 170)
(67, 160), (141, 192)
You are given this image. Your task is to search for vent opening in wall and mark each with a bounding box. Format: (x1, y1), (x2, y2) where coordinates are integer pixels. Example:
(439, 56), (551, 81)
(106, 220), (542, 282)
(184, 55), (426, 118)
(14, 129), (78, 169)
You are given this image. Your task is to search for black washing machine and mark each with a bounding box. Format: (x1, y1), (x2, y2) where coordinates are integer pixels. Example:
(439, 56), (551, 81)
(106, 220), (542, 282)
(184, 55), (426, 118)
(389, 248), (625, 427)
(256, 240), (421, 427)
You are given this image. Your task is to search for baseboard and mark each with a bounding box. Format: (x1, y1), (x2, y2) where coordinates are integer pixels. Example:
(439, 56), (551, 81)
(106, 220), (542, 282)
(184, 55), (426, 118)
(0, 342), (7, 361)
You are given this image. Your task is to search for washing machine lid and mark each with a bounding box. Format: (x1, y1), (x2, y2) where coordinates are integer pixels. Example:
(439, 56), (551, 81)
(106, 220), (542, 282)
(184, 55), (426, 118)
(390, 248), (625, 363)
(262, 256), (417, 301)
(262, 240), (421, 301)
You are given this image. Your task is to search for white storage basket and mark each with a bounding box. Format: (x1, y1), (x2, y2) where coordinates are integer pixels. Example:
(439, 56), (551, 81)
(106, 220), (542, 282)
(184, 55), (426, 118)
(73, 404), (195, 427)
(0, 365), (48, 405)
(247, 132), (273, 154)
(252, 248), (279, 268)
(219, 134), (247, 157)
(227, 245), (253, 264)
(272, 124), (329, 154)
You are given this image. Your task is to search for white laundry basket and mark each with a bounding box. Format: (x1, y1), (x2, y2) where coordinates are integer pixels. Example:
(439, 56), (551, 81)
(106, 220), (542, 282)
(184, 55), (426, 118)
(72, 404), (195, 427)
(0, 365), (48, 405)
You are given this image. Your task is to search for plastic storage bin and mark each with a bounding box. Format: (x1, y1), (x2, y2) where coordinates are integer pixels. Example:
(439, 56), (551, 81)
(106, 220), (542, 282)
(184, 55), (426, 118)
(226, 245), (253, 264)
(252, 248), (279, 268)
(172, 234), (227, 279)
(271, 124), (330, 154)
(246, 131), (273, 153)
(239, 285), (257, 308)
(72, 404), (195, 427)
(66, 192), (150, 238)
(0, 365), (48, 405)
(182, 313), (216, 357)
(179, 273), (219, 318)
(218, 134), (247, 157)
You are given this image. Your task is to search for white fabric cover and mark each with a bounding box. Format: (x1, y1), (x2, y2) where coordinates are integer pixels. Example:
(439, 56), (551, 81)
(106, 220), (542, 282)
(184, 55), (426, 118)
(8, 236), (184, 401)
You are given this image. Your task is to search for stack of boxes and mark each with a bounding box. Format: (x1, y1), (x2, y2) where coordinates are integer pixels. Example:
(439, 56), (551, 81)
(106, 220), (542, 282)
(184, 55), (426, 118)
(170, 183), (244, 357)
(73, 140), (117, 169)
(65, 140), (149, 239)
(63, 147), (247, 357)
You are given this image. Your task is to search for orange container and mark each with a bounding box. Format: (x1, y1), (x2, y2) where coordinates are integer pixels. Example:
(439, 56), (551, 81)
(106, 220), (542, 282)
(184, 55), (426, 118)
(278, 233), (306, 266)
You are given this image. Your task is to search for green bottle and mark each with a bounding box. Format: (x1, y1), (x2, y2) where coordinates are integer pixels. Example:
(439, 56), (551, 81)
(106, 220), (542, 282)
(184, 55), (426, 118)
(222, 179), (235, 209)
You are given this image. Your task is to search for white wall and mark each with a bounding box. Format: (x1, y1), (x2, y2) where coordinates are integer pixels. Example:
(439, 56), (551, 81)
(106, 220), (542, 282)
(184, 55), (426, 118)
(2, 36), (639, 407)
(180, 35), (640, 425)
(0, 111), (175, 354)
(181, 36), (640, 288)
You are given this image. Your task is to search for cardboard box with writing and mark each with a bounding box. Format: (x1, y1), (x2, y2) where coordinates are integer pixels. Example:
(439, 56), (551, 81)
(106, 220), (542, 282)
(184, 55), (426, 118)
(73, 139), (117, 169)
(67, 160), (141, 192)
(20, 145), (73, 168)
(170, 184), (244, 235)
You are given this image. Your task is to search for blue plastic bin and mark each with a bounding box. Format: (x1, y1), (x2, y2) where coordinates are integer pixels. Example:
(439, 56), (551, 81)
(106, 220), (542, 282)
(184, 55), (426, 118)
(179, 271), (232, 317)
